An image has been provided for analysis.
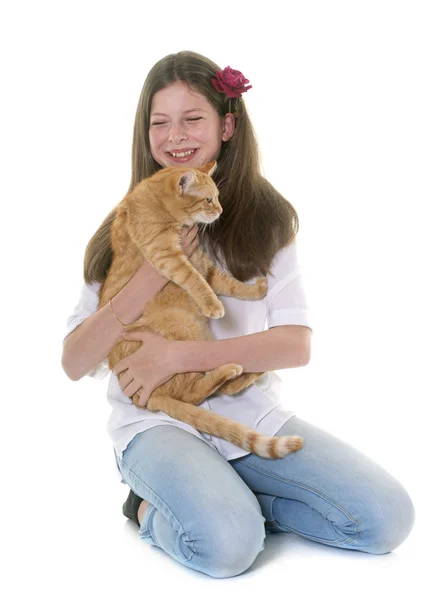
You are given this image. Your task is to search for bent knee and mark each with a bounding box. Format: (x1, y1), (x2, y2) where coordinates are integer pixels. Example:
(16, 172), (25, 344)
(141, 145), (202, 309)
(197, 511), (266, 578)
(361, 484), (416, 554)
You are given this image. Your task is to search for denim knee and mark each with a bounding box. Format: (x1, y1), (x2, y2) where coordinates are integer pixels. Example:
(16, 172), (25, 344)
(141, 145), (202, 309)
(361, 481), (416, 554)
(201, 508), (266, 578)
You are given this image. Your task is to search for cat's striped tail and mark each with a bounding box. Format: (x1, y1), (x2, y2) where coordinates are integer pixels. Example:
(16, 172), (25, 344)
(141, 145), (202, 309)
(146, 395), (303, 459)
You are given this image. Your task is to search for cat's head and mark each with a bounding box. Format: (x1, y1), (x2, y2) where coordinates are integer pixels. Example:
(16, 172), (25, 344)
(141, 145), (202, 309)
(154, 160), (222, 227)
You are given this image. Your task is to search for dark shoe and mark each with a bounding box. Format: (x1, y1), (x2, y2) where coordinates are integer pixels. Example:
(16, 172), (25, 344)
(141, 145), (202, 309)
(122, 489), (144, 526)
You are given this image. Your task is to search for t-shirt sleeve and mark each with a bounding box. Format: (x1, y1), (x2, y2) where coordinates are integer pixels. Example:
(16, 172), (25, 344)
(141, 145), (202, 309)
(266, 242), (313, 332)
(62, 280), (110, 380)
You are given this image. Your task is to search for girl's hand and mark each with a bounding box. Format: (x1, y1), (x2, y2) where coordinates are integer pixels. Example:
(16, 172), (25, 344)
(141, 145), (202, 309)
(180, 223), (199, 257)
(113, 330), (183, 407)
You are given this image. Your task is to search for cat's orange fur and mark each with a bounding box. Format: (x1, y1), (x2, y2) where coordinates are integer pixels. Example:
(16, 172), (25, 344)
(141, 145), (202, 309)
(98, 160), (303, 459)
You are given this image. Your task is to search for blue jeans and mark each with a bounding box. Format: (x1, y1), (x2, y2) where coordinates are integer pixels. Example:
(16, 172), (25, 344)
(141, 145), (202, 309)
(116, 416), (415, 578)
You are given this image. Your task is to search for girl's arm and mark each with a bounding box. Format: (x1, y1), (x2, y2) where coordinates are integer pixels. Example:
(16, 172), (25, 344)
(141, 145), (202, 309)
(176, 240), (313, 374)
(177, 325), (311, 373)
(61, 260), (169, 381)
(62, 224), (199, 382)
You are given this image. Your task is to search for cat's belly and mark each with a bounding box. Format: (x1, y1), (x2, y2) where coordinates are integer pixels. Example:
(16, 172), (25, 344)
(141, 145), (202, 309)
(134, 286), (212, 342)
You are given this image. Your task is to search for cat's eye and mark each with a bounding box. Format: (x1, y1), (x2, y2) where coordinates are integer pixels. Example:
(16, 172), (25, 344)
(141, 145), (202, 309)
(205, 197), (213, 203)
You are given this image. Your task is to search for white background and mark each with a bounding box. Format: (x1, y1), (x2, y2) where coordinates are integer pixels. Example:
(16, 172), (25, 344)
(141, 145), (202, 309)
(1, 0), (440, 598)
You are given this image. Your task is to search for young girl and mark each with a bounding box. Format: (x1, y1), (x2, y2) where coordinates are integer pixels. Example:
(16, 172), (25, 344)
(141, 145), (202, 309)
(62, 51), (415, 578)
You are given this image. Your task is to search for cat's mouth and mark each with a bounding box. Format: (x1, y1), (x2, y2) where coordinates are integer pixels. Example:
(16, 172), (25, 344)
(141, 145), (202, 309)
(198, 214), (221, 224)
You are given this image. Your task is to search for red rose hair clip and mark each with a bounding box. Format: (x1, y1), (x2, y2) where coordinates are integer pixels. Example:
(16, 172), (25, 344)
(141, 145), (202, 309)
(212, 66), (252, 99)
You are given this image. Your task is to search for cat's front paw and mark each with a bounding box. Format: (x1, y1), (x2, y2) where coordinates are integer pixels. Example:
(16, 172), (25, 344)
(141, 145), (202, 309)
(202, 297), (225, 319)
(226, 364), (244, 379)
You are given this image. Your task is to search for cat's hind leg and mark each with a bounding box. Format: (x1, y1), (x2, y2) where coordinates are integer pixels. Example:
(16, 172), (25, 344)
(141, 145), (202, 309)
(180, 364), (245, 405)
(216, 372), (264, 395)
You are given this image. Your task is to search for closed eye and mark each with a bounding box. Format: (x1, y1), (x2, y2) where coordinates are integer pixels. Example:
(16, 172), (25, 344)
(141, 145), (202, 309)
(150, 117), (203, 126)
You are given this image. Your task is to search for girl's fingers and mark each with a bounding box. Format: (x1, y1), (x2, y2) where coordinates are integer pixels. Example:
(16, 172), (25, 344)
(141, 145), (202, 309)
(119, 370), (133, 389)
(123, 379), (143, 398)
(180, 225), (198, 257)
(137, 389), (151, 407)
(181, 224), (198, 237)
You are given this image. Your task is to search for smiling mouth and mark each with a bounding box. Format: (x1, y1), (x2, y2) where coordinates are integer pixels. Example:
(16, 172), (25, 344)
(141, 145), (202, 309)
(167, 149), (198, 158)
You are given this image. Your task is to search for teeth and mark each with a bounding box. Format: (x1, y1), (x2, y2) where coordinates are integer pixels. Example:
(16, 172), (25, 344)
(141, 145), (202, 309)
(170, 149), (196, 157)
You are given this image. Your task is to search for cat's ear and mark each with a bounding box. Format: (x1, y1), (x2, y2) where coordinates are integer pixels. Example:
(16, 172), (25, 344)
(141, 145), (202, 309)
(207, 160), (217, 177)
(196, 160), (217, 177)
(177, 170), (197, 195)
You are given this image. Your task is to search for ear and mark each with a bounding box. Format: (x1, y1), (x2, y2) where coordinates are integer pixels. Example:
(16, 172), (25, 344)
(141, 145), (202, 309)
(196, 160), (217, 177)
(177, 170), (197, 195)
(222, 113), (235, 142)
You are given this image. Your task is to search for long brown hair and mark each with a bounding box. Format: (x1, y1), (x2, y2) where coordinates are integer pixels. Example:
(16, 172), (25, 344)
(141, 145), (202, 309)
(83, 50), (299, 284)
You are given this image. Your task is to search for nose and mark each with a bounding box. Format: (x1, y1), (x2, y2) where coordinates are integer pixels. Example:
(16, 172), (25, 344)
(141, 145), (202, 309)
(168, 123), (187, 144)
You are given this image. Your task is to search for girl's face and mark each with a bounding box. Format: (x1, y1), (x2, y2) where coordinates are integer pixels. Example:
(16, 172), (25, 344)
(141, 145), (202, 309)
(149, 81), (235, 169)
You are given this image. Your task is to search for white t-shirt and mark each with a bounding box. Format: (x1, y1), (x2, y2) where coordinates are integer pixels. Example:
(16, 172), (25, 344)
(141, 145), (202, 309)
(63, 241), (313, 482)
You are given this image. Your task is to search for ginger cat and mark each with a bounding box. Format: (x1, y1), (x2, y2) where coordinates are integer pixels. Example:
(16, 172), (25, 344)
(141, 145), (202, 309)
(99, 160), (303, 459)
